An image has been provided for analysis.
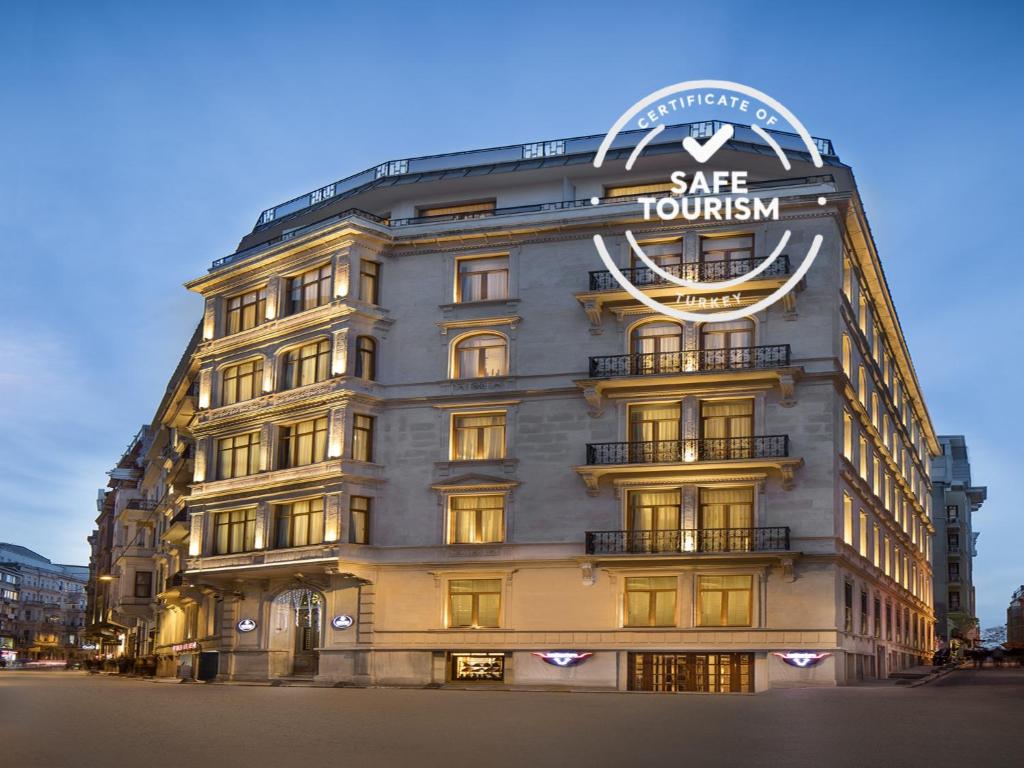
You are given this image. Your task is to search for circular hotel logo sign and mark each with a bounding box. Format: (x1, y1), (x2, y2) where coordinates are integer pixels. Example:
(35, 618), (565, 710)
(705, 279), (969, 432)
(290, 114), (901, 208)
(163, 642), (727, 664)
(592, 80), (826, 322)
(236, 618), (257, 633)
(331, 614), (354, 630)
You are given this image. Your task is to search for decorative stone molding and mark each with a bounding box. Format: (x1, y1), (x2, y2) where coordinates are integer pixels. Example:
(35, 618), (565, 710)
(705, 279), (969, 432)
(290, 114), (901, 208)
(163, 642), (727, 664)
(778, 373), (796, 407)
(581, 383), (604, 417)
(436, 315), (521, 335)
(580, 561), (596, 586)
(581, 299), (603, 334)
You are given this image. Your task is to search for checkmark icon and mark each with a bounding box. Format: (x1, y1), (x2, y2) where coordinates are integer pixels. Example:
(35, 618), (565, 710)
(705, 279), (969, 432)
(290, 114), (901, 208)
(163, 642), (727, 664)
(681, 124), (735, 164)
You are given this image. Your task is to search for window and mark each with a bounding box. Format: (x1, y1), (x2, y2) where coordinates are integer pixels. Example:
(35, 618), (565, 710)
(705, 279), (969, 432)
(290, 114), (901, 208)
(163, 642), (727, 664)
(841, 334), (851, 377)
(844, 581), (853, 632)
(842, 257), (853, 299)
(859, 511), (868, 558)
(632, 321), (684, 374)
(627, 490), (682, 552)
(225, 287), (267, 335)
(630, 239), (682, 272)
(221, 359), (263, 406)
(418, 200), (496, 219)
(699, 320), (754, 367)
(605, 181), (675, 198)
(452, 413), (505, 460)
(700, 399), (753, 451)
(133, 571), (152, 599)
(449, 495), (504, 544)
(282, 339), (330, 390)
(948, 533), (959, 551)
(213, 509), (257, 555)
(350, 415), (374, 462)
(274, 498), (324, 549)
(217, 432), (261, 479)
(457, 256), (509, 302)
(360, 259), (380, 304)
(843, 411), (853, 461)
(874, 595), (882, 638)
(843, 494), (853, 546)
(350, 496), (370, 544)
(873, 525), (881, 568)
(885, 600), (893, 640)
(698, 487), (753, 551)
(287, 264), (332, 315)
(700, 234), (754, 277)
(949, 563), (960, 582)
(448, 579), (501, 628)
(858, 366), (867, 405)
(698, 575), (752, 627)
(279, 417), (328, 468)
(949, 591), (961, 611)
(860, 589), (869, 635)
(625, 576), (677, 627)
(859, 437), (869, 480)
(946, 504), (959, 523)
(354, 336), (376, 380)
(454, 334), (507, 378)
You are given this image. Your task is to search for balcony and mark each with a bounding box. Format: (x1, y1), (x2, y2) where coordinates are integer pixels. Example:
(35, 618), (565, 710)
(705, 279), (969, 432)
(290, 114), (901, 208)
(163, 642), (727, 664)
(575, 436), (802, 494)
(588, 256), (791, 293)
(586, 436), (788, 465)
(586, 526), (791, 555)
(576, 255), (800, 335)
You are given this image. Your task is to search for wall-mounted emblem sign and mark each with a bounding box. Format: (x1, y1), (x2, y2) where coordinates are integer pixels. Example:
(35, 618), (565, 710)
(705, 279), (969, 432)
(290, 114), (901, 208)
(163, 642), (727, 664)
(236, 618), (257, 633)
(531, 651), (593, 667)
(331, 614), (354, 630)
(773, 652), (831, 668)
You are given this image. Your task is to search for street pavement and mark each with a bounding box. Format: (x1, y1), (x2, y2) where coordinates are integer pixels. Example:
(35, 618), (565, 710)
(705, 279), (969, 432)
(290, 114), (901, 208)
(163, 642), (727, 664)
(1, 668), (1022, 768)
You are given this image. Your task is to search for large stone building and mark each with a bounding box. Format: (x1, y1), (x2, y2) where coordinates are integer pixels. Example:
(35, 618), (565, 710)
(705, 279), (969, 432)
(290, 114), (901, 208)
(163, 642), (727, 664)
(929, 435), (986, 650)
(1007, 586), (1024, 649)
(112, 122), (938, 691)
(0, 544), (87, 664)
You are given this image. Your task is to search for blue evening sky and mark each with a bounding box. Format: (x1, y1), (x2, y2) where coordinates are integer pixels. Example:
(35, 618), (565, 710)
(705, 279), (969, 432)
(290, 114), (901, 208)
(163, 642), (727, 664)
(0, 1), (1020, 627)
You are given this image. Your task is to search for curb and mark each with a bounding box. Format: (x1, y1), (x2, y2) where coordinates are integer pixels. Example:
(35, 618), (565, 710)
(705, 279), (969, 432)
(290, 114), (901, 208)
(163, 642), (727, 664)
(907, 666), (958, 688)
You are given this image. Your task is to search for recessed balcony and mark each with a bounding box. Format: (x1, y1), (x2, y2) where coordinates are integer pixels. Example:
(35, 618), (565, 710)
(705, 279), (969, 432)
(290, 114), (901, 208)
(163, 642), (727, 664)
(588, 256), (791, 293)
(575, 436), (802, 494)
(585, 526), (791, 555)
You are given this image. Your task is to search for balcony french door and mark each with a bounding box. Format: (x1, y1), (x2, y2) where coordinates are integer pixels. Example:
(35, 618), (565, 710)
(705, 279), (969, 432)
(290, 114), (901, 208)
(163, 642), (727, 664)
(630, 322), (684, 375)
(700, 320), (754, 370)
(626, 490), (681, 553)
(628, 403), (682, 463)
(698, 487), (754, 552)
(700, 400), (753, 459)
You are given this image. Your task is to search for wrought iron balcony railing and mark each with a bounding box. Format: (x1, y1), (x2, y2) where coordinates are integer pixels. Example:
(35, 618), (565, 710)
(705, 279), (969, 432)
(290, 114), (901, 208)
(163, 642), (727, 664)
(588, 255), (791, 292)
(585, 436), (789, 465)
(586, 526), (791, 555)
(589, 344), (790, 378)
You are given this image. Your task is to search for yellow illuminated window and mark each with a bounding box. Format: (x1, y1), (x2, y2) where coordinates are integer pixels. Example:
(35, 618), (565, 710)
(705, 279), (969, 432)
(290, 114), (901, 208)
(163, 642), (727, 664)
(448, 579), (501, 628)
(625, 576), (677, 627)
(697, 575), (752, 627)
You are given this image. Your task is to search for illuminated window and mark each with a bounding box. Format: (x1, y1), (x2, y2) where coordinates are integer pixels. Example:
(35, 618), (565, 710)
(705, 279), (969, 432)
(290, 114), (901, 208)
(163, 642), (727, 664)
(700, 234), (754, 277)
(360, 260), (380, 304)
(448, 579), (501, 628)
(354, 336), (377, 380)
(217, 431), (261, 479)
(860, 589), (869, 635)
(417, 200), (496, 219)
(282, 339), (330, 390)
(287, 264), (332, 315)
(604, 181), (675, 198)
(351, 414), (375, 462)
(842, 257), (853, 300)
(225, 287), (266, 335)
(213, 509), (256, 555)
(279, 417), (328, 468)
(844, 581), (853, 632)
(843, 494), (853, 546)
(453, 334), (507, 378)
(452, 413), (506, 461)
(859, 511), (868, 558)
(449, 495), (504, 544)
(221, 359), (263, 405)
(625, 576), (677, 627)
(858, 366), (867, 405)
(350, 496), (371, 544)
(843, 411), (854, 461)
(697, 575), (752, 627)
(873, 524), (881, 568)
(274, 498), (324, 549)
(457, 256), (509, 302)
(859, 437), (869, 480)
(841, 334), (851, 378)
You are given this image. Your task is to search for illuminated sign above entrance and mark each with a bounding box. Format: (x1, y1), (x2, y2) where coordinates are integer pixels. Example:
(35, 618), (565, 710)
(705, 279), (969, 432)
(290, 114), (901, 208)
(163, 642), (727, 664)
(331, 615), (354, 630)
(236, 618), (257, 633)
(531, 651), (593, 667)
(773, 652), (831, 668)
(172, 641), (199, 654)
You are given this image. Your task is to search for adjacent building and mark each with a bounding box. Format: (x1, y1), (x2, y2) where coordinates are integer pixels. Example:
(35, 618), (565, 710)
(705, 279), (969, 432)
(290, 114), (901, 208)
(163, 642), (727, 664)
(1008, 586), (1024, 648)
(929, 435), (986, 650)
(0, 544), (87, 664)
(104, 122), (940, 691)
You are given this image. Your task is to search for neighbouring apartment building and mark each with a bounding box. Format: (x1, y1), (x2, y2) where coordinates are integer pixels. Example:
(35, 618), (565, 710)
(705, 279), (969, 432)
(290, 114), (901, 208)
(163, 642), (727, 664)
(929, 435), (986, 649)
(0, 544), (87, 664)
(108, 122), (939, 691)
(1008, 586), (1024, 648)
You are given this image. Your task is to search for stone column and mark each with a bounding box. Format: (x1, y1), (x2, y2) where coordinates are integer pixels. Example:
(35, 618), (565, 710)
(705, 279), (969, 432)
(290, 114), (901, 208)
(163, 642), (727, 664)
(324, 492), (344, 543)
(188, 511), (205, 557)
(328, 406), (348, 460)
(332, 328), (349, 376)
(202, 297), (218, 340)
(198, 366), (213, 409)
(265, 276), (282, 321)
(259, 423), (275, 472)
(254, 501), (271, 550)
(193, 439), (209, 483)
(333, 249), (351, 299)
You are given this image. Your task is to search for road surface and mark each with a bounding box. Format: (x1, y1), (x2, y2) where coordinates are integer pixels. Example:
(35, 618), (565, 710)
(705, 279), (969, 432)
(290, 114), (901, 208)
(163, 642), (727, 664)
(1, 668), (1022, 767)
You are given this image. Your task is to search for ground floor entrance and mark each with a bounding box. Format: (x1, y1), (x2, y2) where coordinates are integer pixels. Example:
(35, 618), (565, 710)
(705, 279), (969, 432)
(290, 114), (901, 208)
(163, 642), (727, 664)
(270, 588), (322, 678)
(628, 652), (754, 693)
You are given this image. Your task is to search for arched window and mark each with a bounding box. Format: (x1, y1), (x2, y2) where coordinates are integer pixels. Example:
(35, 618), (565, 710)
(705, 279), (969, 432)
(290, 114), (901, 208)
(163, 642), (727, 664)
(699, 320), (754, 371)
(453, 334), (507, 379)
(354, 336), (377, 380)
(630, 321), (684, 374)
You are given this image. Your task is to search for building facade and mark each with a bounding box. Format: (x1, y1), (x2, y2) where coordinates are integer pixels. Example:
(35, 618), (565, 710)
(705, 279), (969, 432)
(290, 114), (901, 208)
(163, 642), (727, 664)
(929, 435), (986, 650)
(0, 544), (87, 664)
(124, 124), (939, 691)
(1008, 586), (1024, 649)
